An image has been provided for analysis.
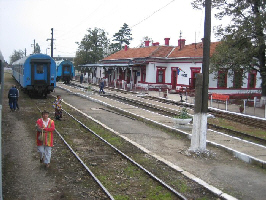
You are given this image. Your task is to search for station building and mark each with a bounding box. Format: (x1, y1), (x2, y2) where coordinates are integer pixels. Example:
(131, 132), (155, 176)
(79, 38), (261, 95)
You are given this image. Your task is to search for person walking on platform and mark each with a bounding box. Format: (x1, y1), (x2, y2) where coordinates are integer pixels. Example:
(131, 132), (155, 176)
(35, 110), (55, 168)
(99, 79), (105, 94)
(8, 85), (18, 111)
(53, 95), (62, 120)
(80, 73), (83, 84)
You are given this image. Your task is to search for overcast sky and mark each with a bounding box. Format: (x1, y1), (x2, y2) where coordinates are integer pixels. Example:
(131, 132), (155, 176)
(0, 0), (227, 63)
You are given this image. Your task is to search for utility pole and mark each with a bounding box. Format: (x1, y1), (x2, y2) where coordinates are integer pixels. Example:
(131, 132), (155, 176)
(31, 39), (35, 53)
(47, 28), (55, 58)
(190, 0), (211, 152)
(24, 48), (27, 57)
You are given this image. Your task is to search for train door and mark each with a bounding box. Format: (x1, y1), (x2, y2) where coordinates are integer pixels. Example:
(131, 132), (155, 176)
(31, 60), (50, 86)
(34, 63), (47, 82)
(63, 65), (70, 76)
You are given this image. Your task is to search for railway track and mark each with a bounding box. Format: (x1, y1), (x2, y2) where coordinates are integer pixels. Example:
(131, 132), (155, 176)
(141, 95), (266, 130)
(67, 82), (266, 146)
(35, 96), (212, 199)
(109, 94), (266, 146)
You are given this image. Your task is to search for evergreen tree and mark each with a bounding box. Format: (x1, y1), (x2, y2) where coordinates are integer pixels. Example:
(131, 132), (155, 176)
(192, 0), (266, 96)
(111, 23), (133, 53)
(9, 50), (24, 64)
(74, 28), (109, 66)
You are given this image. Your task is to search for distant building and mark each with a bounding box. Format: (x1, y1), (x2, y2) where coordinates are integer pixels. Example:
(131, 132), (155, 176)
(53, 56), (74, 62)
(79, 38), (261, 94)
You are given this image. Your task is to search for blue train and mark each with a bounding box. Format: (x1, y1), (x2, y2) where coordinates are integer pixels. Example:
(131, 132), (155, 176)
(12, 54), (56, 97)
(56, 60), (75, 83)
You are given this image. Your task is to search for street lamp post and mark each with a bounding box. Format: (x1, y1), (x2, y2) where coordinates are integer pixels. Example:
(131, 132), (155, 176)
(46, 48), (50, 55)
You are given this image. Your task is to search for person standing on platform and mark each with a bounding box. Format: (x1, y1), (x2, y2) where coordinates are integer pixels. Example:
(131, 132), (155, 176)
(80, 73), (83, 84)
(53, 95), (62, 120)
(99, 79), (105, 94)
(35, 110), (55, 168)
(8, 85), (18, 111)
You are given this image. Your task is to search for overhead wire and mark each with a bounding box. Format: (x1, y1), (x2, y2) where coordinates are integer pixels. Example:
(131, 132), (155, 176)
(56, 0), (108, 39)
(130, 0), (176, 29)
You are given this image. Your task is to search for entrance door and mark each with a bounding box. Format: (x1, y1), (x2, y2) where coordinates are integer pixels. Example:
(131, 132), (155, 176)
(190, 67), (201, 89)
(171, 68), (177, 89)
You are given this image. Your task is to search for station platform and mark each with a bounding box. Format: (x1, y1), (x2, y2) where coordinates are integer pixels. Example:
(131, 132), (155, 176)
(56, 82), (266, 199)
(60, 82), (266, 166)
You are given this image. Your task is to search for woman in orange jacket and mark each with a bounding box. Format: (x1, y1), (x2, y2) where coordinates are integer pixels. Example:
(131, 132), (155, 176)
(36, 110), (55, 168)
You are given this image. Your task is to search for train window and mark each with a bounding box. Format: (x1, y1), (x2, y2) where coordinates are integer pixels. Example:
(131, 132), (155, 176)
(36, 64), (44, 74)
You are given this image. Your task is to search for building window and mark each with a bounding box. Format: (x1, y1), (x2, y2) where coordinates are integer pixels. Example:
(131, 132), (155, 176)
(248, 70), (257, 88)
(156, 67), (166, 83)
(217, 69), (227, 88)
(233, 70), (243, 88)
(158, 71), (163, 83)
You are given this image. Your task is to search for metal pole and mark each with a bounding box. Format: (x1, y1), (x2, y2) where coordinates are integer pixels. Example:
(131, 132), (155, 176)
(244, 100), (246, 114)
(51, 28), (54, 58)
(265, 104), (266, 118)
(225, 99), (228, 111)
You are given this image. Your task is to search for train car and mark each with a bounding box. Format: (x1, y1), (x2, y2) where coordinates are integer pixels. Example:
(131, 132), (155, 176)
(12, 53), (56, 97)
(56, 60), (75, 83)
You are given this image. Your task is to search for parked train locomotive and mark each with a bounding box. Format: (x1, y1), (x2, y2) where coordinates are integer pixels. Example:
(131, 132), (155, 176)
(56, 60), (75, 83)
(12, 53), (56, 97)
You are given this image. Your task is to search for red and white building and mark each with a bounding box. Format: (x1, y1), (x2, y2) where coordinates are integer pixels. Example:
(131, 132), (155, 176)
(80, 38), (261, 95)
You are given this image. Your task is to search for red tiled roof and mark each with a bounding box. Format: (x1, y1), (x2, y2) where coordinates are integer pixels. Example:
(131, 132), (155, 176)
(103, 46), (159, 60)
(102, 41), (220, 61)
(150, 46), (174, 57)
(168, 42), (220, 58)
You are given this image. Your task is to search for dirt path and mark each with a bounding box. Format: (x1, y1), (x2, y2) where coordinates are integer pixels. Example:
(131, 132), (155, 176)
(2, 72), (106, 199)
(2, 74), (56, 200)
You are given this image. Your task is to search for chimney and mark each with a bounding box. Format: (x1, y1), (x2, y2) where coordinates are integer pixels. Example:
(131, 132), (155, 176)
(124, 45), (128, 51)
(178, 39), (186, 49)
(164, 38), (170, 46)
(152, 42), (160, 46)
(144, 40), (150, 47)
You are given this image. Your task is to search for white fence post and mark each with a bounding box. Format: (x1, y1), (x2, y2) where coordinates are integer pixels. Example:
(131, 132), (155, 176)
(265, 104), (266, 118)
(244, 100), (246, 114)
(225, 99), (228, 111)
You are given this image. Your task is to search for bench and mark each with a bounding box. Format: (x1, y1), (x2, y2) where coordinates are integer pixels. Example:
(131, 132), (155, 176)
(211, 93), (229, 101)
